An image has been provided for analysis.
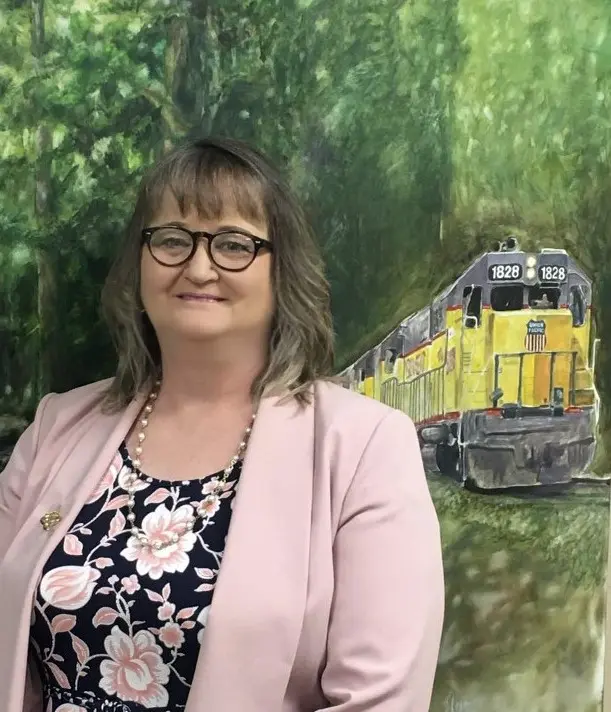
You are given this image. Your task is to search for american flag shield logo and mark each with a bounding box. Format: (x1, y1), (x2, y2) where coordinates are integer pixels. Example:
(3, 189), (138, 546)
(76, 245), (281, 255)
(525, 319), (546, 352)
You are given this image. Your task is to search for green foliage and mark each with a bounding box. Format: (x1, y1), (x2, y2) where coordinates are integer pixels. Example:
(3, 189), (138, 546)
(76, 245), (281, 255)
(0, 0), (610, 469)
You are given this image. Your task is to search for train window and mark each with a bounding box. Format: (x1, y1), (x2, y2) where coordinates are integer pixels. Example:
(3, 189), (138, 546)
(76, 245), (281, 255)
(491, 285), (523, 311)
(528, 286), (559, 309)
(462, 286), (482, 327)
(363, 354), (375, 378)
(431, 302), (446, 335)
(569, 286), (586, 326)
(384, 348), (397, 374)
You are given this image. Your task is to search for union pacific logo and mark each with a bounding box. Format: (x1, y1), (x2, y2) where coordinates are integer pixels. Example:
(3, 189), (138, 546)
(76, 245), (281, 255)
(525, 319), (546, 352)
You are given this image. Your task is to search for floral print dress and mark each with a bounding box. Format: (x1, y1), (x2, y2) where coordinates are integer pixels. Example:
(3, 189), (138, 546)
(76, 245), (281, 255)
(29, 442), (241, 711)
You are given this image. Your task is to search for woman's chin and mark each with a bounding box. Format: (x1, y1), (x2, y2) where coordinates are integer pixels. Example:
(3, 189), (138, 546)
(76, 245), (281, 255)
(163, 315), (235, 341)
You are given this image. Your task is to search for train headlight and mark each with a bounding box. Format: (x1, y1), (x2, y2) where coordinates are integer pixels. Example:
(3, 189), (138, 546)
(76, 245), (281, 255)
(526, 255), (537, 268)
(526, 267), (536, 280)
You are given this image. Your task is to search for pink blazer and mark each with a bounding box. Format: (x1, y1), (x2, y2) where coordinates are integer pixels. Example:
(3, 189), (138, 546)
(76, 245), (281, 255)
(0, 378), (444, 712)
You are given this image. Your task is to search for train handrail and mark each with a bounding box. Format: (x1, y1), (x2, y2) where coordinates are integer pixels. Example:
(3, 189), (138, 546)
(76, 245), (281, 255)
(381, 364), (445, 421)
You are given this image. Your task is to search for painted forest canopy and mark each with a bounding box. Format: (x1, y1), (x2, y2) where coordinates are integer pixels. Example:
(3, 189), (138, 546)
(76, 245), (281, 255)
(0, 0), (610, 466)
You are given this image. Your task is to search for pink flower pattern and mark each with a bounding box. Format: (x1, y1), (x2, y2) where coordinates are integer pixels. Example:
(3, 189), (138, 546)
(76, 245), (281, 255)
(99, 627), (169, 707)
(39, 566), (101, 611)
(29, 441), (241, 711)
(121, 504), (198, 579)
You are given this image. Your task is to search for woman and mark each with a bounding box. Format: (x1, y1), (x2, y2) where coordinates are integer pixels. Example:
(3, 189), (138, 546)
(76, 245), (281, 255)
(0, 137), (444, 712)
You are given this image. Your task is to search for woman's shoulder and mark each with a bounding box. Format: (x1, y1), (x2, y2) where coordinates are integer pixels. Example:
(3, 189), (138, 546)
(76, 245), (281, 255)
(39, 377), (114, 414)
(1, 378), (118, 490)
(312, 378), (415, 437)
(31, 378), (117, 441)
(44, 377), (114, 405)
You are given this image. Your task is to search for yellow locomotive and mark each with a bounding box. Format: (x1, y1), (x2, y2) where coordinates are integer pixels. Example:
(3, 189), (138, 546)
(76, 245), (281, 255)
(340, 238), (599, 489)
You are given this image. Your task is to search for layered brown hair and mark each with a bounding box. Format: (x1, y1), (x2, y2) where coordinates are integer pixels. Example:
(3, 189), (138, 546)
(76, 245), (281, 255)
(100, 137), (334, 411)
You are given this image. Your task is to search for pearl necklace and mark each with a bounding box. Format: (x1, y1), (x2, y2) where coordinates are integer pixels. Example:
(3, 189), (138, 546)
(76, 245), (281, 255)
(123, 381), (255, 551)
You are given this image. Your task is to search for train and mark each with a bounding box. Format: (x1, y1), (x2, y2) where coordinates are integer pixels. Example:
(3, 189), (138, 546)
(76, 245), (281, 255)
(340, 238), (599, 490)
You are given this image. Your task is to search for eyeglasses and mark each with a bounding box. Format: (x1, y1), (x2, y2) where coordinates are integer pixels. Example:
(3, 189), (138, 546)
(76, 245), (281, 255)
(141, 225), (273, 272)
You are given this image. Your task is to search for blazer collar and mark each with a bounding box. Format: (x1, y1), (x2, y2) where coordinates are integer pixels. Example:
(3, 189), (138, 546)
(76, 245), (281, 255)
(186, 390), (314, 711)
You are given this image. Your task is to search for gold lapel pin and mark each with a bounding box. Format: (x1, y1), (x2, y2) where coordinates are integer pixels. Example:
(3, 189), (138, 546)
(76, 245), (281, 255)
(40, 510), (62, 531)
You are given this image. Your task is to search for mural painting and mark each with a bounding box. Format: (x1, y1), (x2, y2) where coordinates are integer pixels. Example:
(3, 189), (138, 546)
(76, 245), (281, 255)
(1, 0), (611, 710)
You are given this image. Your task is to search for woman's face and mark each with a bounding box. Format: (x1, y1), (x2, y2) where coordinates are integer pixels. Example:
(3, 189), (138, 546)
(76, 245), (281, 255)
(140, 189), (274, 348)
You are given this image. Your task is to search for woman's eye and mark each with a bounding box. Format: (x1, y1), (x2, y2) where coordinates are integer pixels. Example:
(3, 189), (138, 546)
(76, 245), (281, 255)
(217, 239), (250, 252)
(160, 237), (189, 249)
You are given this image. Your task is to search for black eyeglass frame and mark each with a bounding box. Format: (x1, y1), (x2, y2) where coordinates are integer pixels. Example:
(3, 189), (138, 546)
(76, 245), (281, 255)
(141, 225), (274, 272)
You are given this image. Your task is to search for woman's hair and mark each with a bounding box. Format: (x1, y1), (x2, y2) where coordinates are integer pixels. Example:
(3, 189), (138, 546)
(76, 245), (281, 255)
(100, 137), (335, 411)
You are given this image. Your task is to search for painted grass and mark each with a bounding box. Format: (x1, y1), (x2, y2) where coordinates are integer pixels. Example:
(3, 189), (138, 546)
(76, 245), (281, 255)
(429, 475), (609, 712)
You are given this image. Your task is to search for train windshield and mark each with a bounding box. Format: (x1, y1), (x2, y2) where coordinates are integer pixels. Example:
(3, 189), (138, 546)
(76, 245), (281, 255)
(490, 285), (523, 311)
(528, 286), (560, 309)
(490, 285), (562, 311)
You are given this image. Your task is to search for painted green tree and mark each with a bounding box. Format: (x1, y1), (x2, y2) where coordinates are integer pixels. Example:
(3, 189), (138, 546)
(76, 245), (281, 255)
(0, 0), (610, 469)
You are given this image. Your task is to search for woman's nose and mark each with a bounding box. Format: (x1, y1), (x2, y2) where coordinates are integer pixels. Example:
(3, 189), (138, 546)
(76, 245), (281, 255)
(183, 239), (219, 281)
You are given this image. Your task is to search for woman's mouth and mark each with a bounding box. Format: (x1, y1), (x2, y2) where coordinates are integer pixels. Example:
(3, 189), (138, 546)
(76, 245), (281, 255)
(176, 293), (226, 302)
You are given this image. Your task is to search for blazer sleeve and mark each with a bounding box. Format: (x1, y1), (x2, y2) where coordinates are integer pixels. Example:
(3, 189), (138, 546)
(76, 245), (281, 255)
(0, 392), (55, 560)
(319, 409), (445, 711)
(0, 393), (55, 712)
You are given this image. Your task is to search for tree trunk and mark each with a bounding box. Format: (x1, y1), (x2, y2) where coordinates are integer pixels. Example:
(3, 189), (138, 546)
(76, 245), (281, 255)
(31, 0), (55, 400)
(153, 13), (189, 159)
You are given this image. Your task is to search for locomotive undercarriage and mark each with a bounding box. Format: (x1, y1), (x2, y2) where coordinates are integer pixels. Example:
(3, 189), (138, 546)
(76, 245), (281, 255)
(420, 407), (596, 490)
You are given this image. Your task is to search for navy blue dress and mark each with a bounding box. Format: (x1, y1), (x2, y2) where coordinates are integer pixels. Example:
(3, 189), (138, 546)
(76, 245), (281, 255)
(29, 442), (241, 711)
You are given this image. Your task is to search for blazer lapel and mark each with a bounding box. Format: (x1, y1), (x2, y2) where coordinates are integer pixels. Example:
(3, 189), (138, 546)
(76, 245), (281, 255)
(0, 396), (144, 712)
(186, 392), (315, 712)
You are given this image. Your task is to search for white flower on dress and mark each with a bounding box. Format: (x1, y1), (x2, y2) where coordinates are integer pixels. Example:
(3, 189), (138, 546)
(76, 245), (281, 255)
(157, 602), (175, 621)
(159, 622), (185, 649)
(99, 626), (169, 708)
(121, 575), (140, 595)
(201, 478), (220, 496)
(120, 504), (196, 580)
(118, 466), (149, 493)
(202, 477), (235, 495)
(195, 495), (220, 518)
(56, 705), (87, 712)
(39, 566), (101, 611)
